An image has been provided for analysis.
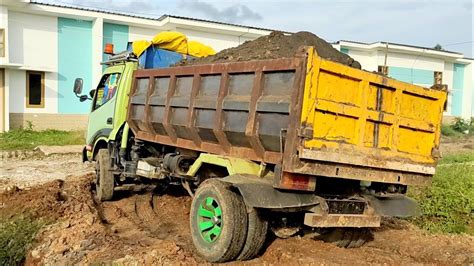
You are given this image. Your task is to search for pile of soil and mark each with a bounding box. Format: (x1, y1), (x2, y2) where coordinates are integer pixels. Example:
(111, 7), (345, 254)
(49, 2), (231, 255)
(187, 31), (361, 69)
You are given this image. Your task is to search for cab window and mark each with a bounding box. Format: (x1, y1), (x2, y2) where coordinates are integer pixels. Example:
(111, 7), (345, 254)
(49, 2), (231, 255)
(93, 73), (121, 111)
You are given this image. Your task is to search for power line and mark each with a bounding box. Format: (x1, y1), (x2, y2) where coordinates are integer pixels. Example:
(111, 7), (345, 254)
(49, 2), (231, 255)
(441, 41), (474, 46)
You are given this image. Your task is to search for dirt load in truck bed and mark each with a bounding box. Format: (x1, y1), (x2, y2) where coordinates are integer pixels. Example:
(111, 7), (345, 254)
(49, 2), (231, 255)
(185, 31), (361, 69)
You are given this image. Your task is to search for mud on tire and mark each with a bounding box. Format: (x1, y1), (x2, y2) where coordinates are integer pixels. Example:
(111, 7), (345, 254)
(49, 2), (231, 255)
(95, 149), (114, 201)
(318, 228), (372, 248)
(237, 207), (268, 261)
(190, 179), (247, 262)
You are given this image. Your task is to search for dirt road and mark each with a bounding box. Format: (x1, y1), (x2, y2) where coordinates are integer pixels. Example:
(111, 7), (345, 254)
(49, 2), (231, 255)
(1, 154), (473, 264)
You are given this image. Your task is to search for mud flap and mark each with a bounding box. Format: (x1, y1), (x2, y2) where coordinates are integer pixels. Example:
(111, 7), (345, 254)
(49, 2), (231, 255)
(219, 175), (323, 209)
(82, 146), (88, 162)
(364, 194), (419, 218)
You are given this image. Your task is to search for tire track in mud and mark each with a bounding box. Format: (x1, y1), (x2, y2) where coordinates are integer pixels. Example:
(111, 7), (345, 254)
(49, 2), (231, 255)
(98, 190), (196, 258)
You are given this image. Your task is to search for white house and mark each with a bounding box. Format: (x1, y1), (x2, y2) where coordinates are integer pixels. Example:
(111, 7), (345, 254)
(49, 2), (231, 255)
(0, 0), (472, 132)
(333, 41), (473, 121)
(0, 0), (272, 131)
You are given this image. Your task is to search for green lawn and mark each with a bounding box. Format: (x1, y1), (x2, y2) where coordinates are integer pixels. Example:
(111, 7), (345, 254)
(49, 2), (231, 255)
(439, 152), (474, 164)
(0, 129), (85, 151)
(409, 159), (474, 235)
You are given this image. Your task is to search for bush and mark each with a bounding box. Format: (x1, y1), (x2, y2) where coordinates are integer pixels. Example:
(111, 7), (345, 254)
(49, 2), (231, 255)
(441, 117), (474, 136)
(409, 163), (474, 234)
(0, 215), (46, 264)
(452, 117), (470, 133)
(440, 124), (461, 137)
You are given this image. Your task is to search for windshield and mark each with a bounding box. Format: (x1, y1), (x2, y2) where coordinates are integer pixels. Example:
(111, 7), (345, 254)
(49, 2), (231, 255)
(93, 73), (121, 111)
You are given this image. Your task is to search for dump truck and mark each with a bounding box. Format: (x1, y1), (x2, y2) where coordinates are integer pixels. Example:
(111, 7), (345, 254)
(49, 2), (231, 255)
(74, 40), (447, 262)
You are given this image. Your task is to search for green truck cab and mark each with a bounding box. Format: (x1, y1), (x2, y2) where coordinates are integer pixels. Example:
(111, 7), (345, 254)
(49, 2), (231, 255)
(74, 45), (446, 263)
(76, 59), (136, 162)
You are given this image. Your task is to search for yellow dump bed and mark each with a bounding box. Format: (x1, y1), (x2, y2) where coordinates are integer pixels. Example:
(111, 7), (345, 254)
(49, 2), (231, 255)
(293, 47), (447, 185)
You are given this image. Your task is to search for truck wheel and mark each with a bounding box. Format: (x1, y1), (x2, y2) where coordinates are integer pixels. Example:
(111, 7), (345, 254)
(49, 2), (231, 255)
(95, 149), (114, 201)
(190, 179), (247, 262)
(237, 208), (268, 261)
(318, 228), (371, 248)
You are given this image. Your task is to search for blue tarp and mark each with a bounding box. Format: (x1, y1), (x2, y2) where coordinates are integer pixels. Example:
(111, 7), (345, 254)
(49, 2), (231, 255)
(127, 42), (192, 69)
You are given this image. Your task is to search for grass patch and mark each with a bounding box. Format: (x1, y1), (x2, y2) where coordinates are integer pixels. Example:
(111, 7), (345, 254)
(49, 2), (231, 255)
(440, 152), (474, 164)
(409, 163), (474, 234)
(0, 128), (85, 151)
(0, 215), (47, 264)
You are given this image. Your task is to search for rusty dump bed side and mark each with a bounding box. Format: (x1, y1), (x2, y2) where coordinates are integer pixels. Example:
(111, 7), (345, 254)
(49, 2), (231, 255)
(127, 55), (306, 164)
(127, 47), (447, 186)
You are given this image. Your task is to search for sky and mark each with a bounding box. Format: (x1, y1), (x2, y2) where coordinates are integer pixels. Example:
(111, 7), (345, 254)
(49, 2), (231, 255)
(43, 0), (473, 57)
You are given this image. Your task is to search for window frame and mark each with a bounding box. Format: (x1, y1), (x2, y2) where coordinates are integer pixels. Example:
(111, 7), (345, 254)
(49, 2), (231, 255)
(26, 71), (45, 108)
(0, 28), (4, 58)
(434, 71), (443, 85)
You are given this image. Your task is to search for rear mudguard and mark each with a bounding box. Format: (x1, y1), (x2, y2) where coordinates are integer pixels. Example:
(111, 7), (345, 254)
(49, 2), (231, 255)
(218, 174), (418, 217)
(220, 174), (323, 209)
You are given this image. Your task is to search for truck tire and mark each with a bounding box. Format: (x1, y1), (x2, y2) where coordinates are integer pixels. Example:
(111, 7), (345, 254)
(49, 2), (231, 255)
(95, 149), (114, 201)
(236, 207), (268, 261)
(318, 228), (371, 248)
(190, 179), (247, 262)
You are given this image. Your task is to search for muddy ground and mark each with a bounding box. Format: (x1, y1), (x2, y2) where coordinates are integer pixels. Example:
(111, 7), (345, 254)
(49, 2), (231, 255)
(1, 150), (473, 264)
(440, 135), (474, 155)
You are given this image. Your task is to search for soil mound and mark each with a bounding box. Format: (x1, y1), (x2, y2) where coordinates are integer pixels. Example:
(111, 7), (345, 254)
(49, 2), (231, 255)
(187, 31), (361, 68)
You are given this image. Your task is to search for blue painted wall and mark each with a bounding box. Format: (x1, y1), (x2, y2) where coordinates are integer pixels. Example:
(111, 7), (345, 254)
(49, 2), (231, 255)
(388, 67), (434, 86)
(58, 18), (93, 114)
(102, 23), (129, 66)
(451, 63), (465, 116)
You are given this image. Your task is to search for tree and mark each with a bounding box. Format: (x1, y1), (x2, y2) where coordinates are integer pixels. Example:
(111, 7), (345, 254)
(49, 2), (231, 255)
(434, 44), (443, 50)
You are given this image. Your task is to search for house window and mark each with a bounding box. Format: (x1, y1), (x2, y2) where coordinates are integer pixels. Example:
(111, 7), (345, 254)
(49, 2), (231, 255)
(434, 71), (443, 85)
(378, 65), (388, 75)
(0, 29), (4, 57)
(26, 71), (45, 108)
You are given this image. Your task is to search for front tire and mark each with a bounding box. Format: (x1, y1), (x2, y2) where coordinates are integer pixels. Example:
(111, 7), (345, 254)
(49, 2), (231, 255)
(190, 179), (248, 262)
(95, 149), (114, 201)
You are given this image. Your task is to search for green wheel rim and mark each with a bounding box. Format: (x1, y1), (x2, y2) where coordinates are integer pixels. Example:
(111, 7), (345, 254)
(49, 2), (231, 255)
(197, 196), (223, 243)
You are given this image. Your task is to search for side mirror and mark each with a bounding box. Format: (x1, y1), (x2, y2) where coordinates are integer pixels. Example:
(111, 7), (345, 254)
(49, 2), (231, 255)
(89, 89), (96, 98)
(73, 78), (83, 94)
(79, 95), (89, 102)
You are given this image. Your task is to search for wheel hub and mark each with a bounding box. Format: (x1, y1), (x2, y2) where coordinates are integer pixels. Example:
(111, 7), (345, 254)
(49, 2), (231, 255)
(197, 196), (223, 243)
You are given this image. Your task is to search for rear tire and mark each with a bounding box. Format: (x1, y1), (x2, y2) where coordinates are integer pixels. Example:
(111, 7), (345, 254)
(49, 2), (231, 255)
(95, 149), (114, 201)
(318, 228), (371, 248)
(237, 208), (268, 260)
(190, 179), (248, 262)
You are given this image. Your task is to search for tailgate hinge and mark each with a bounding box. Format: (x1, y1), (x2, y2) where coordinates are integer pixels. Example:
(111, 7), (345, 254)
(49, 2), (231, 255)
(298, 126), (313, 140)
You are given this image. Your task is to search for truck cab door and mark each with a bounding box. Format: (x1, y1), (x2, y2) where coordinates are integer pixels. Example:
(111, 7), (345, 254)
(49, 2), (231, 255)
(86, 64), (125, 149)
